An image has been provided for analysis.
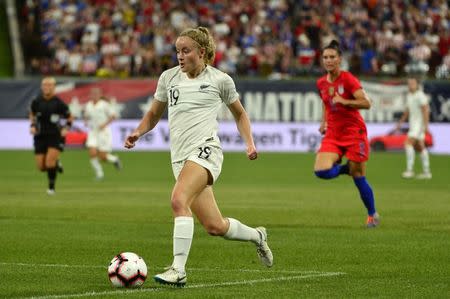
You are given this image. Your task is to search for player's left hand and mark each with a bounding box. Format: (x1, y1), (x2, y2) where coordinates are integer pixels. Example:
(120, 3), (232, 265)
(124, 131), (140, 149)
(247, 145), (258, 160)
(61, 127), (68, 137)
(332, 93), (346, 105)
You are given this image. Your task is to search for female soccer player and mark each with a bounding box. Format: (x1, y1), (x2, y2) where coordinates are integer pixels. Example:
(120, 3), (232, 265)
(124, 27), (273, 286)
(314, 40), (379, 228)
(29, 77), (73, 195)
(84, 87), (122, 180)
(396, 77), (431, 179)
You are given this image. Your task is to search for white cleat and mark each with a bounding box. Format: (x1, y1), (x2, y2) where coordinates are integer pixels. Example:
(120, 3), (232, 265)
(46, 189), (55, 195)
(401, 170), (414, 179)
(154, 267), (186, 287)
(255, 227), (273, 267)
(113, 159), (123, 171)
(416, 172), (432, 179)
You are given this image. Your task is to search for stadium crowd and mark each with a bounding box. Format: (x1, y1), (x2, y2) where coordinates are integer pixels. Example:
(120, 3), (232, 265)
(18, 0), (450, 79)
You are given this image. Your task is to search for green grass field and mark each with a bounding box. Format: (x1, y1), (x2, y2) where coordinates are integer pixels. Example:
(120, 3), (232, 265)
(0, 150), (449, 298)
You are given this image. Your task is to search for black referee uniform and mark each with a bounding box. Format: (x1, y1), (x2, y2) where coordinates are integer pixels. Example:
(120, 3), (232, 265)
(30, 94), (71, 193)
(30, 94), (70, 153)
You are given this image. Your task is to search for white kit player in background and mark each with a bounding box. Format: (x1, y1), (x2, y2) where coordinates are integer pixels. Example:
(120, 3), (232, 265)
(84, 87), (122, 180)
(124, 27), (273, 287)
(396, 77), (432, 179)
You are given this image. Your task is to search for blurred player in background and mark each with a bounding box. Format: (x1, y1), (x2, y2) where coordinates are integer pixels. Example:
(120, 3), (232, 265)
(29, 77), (73, 195)
(314, 40), (379, 228)
(125, 27), (273, 286)
(83, 87), (122, 180)
(396, 77), (432, 179)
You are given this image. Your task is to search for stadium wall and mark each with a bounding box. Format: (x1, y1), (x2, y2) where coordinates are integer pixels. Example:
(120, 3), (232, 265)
(0, 79), (449, 153)
(1, 79), (450, 122)
(1, 119), (450, 154)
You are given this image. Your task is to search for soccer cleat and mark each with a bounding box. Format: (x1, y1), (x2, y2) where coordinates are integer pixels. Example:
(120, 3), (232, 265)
(401, 170), (414, 179)
(46, 189), (55, 195)
(113, 159), (122, 171)
(255, 227), (273, 267)
(56, 160), (64, 174)
(366, 212), (380, 228)
(416, 172), (432, 179)
(154, 267), (186, 287)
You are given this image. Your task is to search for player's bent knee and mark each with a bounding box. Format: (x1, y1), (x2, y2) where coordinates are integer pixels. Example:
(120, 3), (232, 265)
(314, 168), (334, 179)
(36, 162), (46, 171)
(350, 172), (363, 178)
(203, 222), (226, 236)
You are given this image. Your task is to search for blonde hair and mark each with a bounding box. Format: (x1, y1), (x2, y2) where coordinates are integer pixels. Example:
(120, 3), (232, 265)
(42, 76), (56, 85)
(179, 27), (216, 65)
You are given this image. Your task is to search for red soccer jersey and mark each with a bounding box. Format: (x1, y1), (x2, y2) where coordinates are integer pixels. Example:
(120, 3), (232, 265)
(316, 71), (367, 140)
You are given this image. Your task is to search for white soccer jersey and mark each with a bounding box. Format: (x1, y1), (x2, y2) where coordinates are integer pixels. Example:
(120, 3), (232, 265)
(155, 65), (239, 162)
(84, 99), (116, 131)
(406, 90), (428, 139)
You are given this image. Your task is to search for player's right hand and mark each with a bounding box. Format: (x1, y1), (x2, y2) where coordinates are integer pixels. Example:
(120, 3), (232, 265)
(124, 132), (140, 149)
(247, 144), (258, 160)
(319, 122), (327, 135)
(30, 126), (37, 135)
(60, 127), (68, 137)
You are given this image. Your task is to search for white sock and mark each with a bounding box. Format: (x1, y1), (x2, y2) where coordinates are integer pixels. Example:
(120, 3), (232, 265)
(172, 216), (193, 273)
(106, 153), (118, 163)
(405, 144), (415, 172)
(420, 149), (430, 173)
(223, 218), (260, 244)
(90, 158), (103, 178)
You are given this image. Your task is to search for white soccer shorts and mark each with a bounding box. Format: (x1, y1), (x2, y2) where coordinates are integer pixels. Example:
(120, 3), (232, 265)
(86, 129), (113, 152)
(171, 143), (223, 184)
(407, 124), (425, 141)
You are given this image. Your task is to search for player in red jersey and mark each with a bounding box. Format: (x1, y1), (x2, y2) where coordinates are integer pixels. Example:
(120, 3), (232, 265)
(314, 40), (379, 228)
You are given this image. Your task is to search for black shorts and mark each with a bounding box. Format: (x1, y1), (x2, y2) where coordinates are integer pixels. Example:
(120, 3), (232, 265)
(34, 134), (66, 154)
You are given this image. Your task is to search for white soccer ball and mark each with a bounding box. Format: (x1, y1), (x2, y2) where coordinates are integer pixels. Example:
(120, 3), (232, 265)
(108, 252), (148, 288)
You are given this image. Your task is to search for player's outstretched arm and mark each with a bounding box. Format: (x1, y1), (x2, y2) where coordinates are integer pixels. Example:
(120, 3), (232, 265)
(228, 99), (257, 160)
(124, 100), (167, 149)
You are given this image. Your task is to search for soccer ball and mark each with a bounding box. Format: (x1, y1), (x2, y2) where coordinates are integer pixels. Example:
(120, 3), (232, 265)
(108, 252), (148, 288)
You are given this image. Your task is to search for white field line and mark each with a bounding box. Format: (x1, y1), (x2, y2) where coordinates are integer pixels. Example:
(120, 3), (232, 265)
(0, 262), (328, 274)
(0, 262), (105, 269)
(21, 272), (346, 299)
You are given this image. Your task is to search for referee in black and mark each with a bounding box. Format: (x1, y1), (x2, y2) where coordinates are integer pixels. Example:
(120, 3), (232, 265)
(29, 77), (74, 195)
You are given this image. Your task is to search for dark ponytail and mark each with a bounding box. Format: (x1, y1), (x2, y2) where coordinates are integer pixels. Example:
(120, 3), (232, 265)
(322, 40), (342, 56)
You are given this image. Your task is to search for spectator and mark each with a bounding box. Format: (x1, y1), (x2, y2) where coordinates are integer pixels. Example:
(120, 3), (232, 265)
(436, 53), (450, 79)
(405, 37), (432, 74)
(18, 0), (450, 78)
